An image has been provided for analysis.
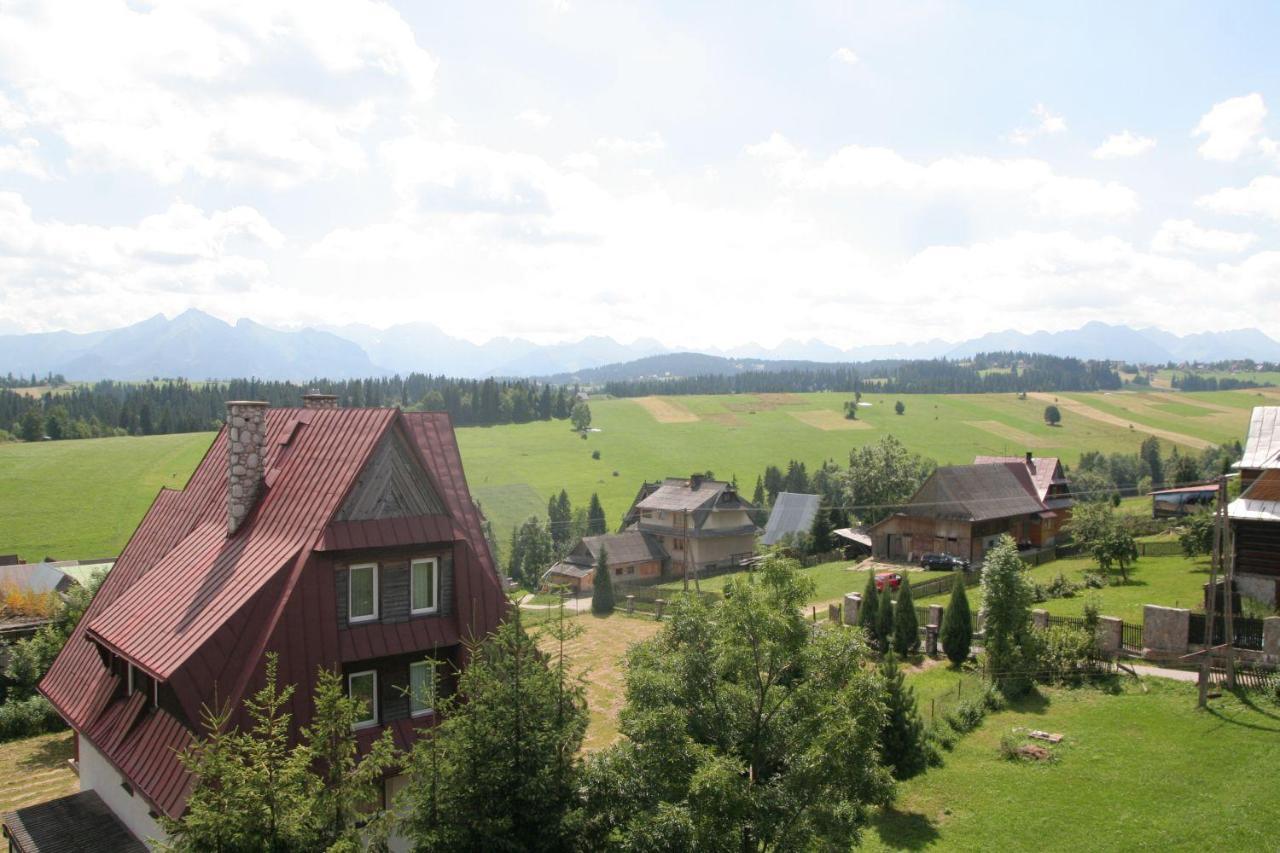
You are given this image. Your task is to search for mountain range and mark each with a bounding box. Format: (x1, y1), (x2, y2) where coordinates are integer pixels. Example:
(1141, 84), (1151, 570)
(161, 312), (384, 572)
(2, 312), (1279, 382)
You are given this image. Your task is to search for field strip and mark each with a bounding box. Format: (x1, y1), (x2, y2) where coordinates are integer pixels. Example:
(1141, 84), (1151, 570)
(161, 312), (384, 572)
(789, 410), (871, 431)
(1132, 392), (1239, 415)
(631, 396), (700, 424)
(964, 420), (1052, 448)
(1028, 392), (1213, 449)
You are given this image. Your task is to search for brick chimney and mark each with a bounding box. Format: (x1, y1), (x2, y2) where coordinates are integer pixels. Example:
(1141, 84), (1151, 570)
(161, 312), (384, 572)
(302, 391), (339, 409)
(690, 473), (704, 490)
(226, 401), (269, 535)
(1025, 451), (1035, 470)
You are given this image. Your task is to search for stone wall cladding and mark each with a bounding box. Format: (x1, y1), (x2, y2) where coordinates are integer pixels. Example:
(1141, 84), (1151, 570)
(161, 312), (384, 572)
(1142, 605), (1190, 656)
(226, 401), (269, 535)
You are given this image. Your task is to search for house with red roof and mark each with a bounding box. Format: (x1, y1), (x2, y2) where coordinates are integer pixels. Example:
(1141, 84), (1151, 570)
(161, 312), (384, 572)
(22, 396), (507, 848)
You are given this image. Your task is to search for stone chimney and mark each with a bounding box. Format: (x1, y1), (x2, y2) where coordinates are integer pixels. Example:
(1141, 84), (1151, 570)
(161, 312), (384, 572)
(226, 401), (269, 535)
(302, 391), (339, 409)
(1025, 451), (1034, 470)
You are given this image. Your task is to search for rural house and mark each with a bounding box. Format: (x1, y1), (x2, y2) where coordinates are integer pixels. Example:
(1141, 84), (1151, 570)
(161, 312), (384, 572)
(869, 462), (1059, 563)
(543, 529), (668, 593)
(973, 452), (1074, 526)
(622, 475), (760, 577)
(24, 397), (507, 849)
(1229, 406), (1280, 605)
(761, 492), (822, 547)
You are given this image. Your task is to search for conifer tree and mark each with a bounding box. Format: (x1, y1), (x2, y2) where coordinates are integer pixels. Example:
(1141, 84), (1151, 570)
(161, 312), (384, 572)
(858, 572), (880, 646)
(809, 502), (834, 555)
(592, 545), (615, 615)
(892, 575), (918, 655)
(940, 572), (973, 666)
(876, 584), (895, 653)
(587, 493), (608, 535)
(878, 653), (930, 779)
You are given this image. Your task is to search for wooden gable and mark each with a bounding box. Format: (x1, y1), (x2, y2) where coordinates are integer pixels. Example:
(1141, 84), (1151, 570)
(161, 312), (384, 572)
(334, 427), (447, 522)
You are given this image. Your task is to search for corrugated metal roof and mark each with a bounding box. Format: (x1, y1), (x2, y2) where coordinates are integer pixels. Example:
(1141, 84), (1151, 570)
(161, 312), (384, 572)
(1150, 484), (1219, 496)
(898, 463), (1047, 522)
(973, 456), (1064, 503)
(1230, 468), (1280, 521)
(1237, 406), (1280, 470)
(762, 492), (821, 545)
(0, 562), (77, 595)
(636, 477), (732, 512)
(2, 790), (147, 853)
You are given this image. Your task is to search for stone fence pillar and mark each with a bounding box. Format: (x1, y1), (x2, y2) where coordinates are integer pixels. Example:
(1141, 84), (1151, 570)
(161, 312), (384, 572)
(1264, 617), (1280, 664)
(925, 625), (939, 656)
(1096, 616), (1123, 659)
(1032, 609), (1049, 630)
(653, 599), (666, 620)
(1142, 605), (1190, 657)
(625, 594), (635, 616)
(929, 604), (944, 628)
(843, 593), (862, 627)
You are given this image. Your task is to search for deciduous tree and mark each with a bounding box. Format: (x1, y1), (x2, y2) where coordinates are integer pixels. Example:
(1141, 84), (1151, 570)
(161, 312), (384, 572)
(980, 537), (1037, 697)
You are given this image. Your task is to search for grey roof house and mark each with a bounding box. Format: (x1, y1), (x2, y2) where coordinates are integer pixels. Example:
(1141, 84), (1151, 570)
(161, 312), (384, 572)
(761, 492), (822, 546)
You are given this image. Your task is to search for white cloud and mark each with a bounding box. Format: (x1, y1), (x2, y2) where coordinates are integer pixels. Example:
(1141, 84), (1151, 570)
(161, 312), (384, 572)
(748, 133), (1138, 219)
(1092, 130), (1156, 160)
(1008, 103), (1066, 145)
(831, 47), (859, 65)
(517, 109), (552, 129)
(1193, 93), (1276, 161)
(1197, 175), (1280, 221)
(595, 132), (666, 155)
(0, 137), (47, 178)
(0, 192), (281, 331)
(1151, 219), (1256, 254)
(0, 0), (436, 186)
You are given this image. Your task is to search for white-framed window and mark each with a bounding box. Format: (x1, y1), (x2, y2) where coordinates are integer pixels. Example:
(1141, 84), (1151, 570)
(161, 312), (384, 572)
(410, 557), (439, 615)
(349, 670), (378, 729)
(409, 660), (435, 717)
(349, 563), (378, 623)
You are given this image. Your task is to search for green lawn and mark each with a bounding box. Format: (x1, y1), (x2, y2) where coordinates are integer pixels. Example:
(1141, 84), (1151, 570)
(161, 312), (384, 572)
(0, 432), (214, 561)
(913, 553), (1211, 623)
(865, 678), (1280, 850)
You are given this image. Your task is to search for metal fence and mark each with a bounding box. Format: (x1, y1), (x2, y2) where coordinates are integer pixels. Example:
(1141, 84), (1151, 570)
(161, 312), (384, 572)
(1122, 621), (1143, 649)
(1046, 614), (1089, 631)
(1187, 611), (1265, 651)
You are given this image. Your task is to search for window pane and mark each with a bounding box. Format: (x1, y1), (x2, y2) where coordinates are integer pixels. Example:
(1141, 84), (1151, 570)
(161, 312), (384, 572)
(410, 662), (434, 714)
(350, 673), (376, 725)
(412, 560), (436, 612)
(350, 566), (374, 619)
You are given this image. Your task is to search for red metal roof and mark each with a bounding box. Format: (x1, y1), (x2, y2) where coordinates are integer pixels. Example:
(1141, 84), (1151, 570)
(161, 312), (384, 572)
(39, 407), (507, 819)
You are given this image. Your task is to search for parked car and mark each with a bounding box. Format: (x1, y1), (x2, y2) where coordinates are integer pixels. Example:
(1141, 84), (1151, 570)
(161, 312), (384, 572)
(920, 552), (971, 571)
(874, 571), (903, 591)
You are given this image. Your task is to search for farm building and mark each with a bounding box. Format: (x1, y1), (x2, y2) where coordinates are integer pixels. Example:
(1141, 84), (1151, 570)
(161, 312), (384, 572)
(972, 452), (1074, 523)
(1234, 406), (1280, 489)
(761, 492), (822, 547)
(623, 475), (760, 577)
(543, 529), (668, 593)
(1229, 407), (1280, 605)
(1150, 484), (1217, 518)
(20, 398), (506, 849)
(869, 462), (1059, 564)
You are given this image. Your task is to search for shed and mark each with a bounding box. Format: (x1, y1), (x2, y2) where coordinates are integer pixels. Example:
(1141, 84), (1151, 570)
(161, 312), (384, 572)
(1149, 484), (1217, 518)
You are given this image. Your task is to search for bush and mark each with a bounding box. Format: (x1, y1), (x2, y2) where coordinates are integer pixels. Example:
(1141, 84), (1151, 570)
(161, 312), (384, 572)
(0, 695), (64, 742)
(1081, 572), (1106, 589)
(999, 731), (1023, 761)
(591, 449), (601, 460)
(944, 698), (987, 734)
(1039, 625), (1097, 685)
(1045, 573), (1079, 599)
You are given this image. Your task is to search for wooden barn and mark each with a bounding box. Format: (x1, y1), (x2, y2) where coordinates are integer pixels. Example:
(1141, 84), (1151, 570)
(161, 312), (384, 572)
(23, 397), (507, 849)
(869, 462), (1058, 564)
(543, 529), (668, 593)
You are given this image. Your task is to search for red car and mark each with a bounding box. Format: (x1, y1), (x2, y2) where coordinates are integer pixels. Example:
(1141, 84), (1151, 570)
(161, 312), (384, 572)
(875, 571), (903, 591)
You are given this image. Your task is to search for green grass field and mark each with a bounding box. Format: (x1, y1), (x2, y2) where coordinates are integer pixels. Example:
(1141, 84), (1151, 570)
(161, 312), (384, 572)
(0, 388), (1265, 562)
(866, 678), (1280, 851)
(0, 432), (214, 561)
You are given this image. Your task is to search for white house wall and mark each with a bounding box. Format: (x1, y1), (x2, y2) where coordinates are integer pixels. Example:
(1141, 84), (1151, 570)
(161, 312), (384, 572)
(79, 735), (169, 848)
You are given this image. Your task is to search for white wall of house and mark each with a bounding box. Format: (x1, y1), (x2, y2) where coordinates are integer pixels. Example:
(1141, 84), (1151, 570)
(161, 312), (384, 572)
(385, 773), (412, 853)
(79, 736), (169, 847)
(702, 508), (751, 530)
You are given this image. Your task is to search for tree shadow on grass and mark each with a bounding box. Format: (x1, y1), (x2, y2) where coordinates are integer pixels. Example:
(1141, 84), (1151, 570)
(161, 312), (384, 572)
(871, 807), (942, 851)
(1205, 695), (1280, 733)
(1004, 688), (1050, 715)
(16, 730), (74, 772)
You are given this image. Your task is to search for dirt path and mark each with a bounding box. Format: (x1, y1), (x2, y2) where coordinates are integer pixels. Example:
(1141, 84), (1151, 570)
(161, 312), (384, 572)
(1027, 392), (1214, 450)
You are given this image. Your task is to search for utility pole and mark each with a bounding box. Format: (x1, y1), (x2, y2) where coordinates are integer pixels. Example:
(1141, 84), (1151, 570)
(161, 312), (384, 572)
(1223, 494), (1237, 690)
(1198, 476), (1225, 708)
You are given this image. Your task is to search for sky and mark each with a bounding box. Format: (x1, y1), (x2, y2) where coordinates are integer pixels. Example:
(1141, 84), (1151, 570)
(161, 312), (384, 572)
(1, 0), (1279, 348)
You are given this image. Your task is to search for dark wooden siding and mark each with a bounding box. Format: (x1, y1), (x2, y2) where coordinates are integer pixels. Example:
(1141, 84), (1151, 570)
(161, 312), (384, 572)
(382, 560), (410, 623)
(1236, 520), (1280, 577)
(335, 567), (349, 630)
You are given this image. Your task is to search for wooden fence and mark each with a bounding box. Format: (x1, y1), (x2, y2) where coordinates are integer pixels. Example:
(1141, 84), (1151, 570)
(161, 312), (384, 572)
(911, 571), (980, 600)
(1135, 540), (1182, 557)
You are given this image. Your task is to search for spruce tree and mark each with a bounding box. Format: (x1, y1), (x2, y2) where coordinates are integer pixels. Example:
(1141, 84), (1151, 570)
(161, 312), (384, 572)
(879, 653), (930, 779)
(940, 572), (973, 666)
(587, 493), (608, 535)
(858, 572), (880, 646)
(876, 584), (895, 653)
(892, 575), (918, 656)
(592, 545), (615, 615)
(809, 503), (833, 555)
